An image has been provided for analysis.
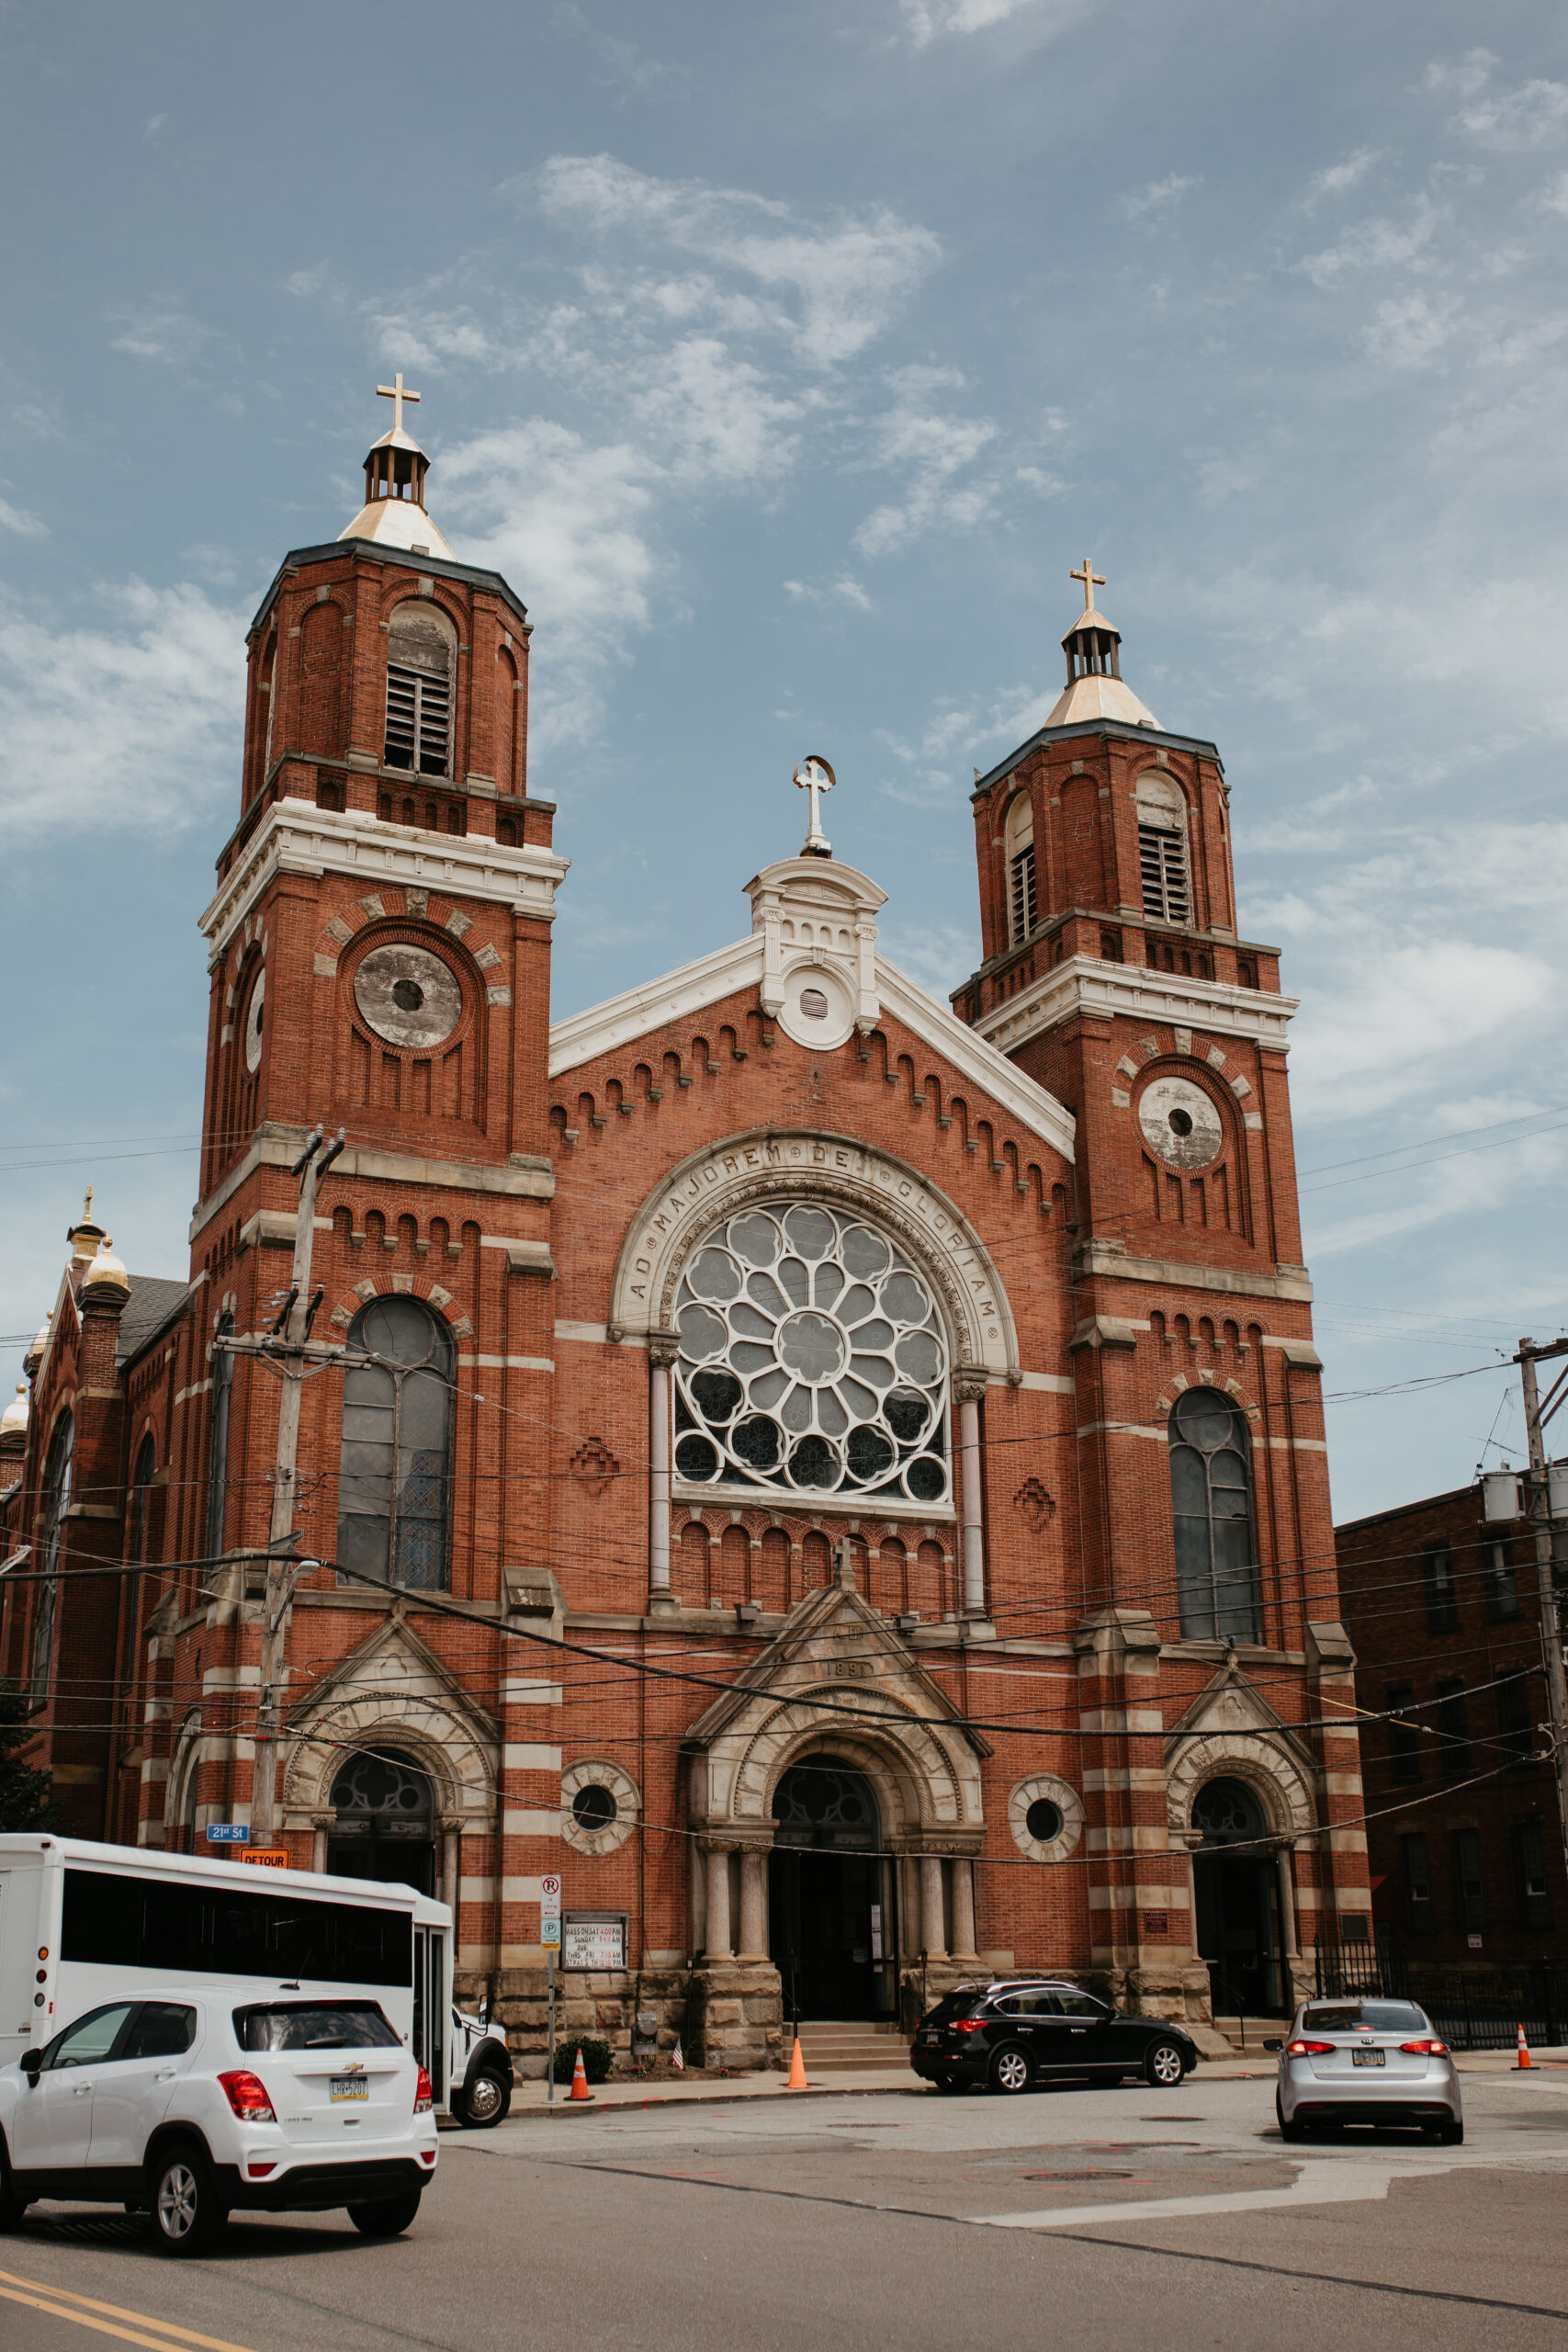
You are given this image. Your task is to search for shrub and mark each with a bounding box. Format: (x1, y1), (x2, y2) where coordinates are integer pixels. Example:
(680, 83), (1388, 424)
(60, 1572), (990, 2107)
(551, 2036), (614, 2085)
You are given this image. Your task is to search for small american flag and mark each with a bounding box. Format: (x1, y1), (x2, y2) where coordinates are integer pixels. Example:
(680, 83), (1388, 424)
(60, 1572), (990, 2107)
(671, 2038), (684, 2073)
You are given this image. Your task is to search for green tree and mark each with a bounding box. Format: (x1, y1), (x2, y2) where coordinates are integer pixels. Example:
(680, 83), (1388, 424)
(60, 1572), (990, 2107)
(0, 1679), (53, 1831)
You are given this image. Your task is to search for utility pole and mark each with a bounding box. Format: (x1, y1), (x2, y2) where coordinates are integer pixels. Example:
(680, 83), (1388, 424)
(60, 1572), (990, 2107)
(1515, 1336), (1568, 1874)
(239, 1125), (344, 1848)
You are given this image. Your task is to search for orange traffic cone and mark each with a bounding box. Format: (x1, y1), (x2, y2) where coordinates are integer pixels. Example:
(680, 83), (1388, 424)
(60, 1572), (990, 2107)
(787, 2033), (808, 2090)
(1516, 2022), (1534, 2070)
(569, 2045), (593, 2100)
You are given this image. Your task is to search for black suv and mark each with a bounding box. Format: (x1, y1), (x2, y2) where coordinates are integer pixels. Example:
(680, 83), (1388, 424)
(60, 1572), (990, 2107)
(911, 1980), (1197, 2094)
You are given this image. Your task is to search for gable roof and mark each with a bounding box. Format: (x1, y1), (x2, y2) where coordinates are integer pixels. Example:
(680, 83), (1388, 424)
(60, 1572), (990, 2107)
(118, 1275), (193, 1370)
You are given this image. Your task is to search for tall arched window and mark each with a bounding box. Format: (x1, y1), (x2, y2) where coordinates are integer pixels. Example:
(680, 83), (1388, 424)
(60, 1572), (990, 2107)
(130, 1433), (157, 1565)
(384, 603), (454, 779)
(1135, 774), (1190, 924)
(1168, 1386), (1258, 1641)
(204, 1317), (233, 1566)
(32, 1411), (73, 1702)
(1004, 792), (1036, 944)
(337, 1296), (455, 1589)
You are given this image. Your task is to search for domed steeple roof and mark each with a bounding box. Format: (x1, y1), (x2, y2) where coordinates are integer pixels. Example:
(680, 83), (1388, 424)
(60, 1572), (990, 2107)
(1043, 556), (1160, 730)
(337, 373), (455, 560)
(83, 1236), (130, 1296)
(0, 1384), (27, 1440)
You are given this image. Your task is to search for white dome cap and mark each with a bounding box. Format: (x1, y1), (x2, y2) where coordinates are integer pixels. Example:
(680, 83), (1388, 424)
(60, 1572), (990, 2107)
(0, 1385), (27, 1438)
(84, 1237), (131, 1295)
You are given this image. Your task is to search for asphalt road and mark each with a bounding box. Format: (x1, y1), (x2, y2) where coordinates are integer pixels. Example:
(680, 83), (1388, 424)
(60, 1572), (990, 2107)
(6, 2068), (1568, 2352)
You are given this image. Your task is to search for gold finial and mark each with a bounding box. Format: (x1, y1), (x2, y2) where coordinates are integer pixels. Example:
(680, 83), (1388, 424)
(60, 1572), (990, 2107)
(1069, 555), (1106, 613)
(377, 372), (422, 436)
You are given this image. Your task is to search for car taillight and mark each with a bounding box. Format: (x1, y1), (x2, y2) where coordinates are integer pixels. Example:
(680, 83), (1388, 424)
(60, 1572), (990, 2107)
(952, 2019), (987, 2033)
(219, 2069), (276, 2121)
(414, 2064), (434, 2113)
(1285, 2039), (1335, 2056)
(1400, 2039), (1449, 2054)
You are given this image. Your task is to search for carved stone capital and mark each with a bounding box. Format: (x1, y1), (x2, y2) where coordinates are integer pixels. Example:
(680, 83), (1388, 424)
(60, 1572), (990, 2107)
(953, 1370), (990, 1404)
(648, 1329), (682, 1369)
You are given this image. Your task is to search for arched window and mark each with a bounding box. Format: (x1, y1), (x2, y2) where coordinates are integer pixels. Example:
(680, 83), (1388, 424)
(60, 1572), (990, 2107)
(337, 1296), (455, 1589)
(1135, 774), (1190, 924)
(671, 1204), (948, 1505)
(383, 603), (454, 779)
(32, 1411), (73, 1701)
(130, 1433), (157, 1564)
(327, 1747), (436, 1894)
(1168, 1386), (1258, 1641)
(1004, 792), (1036, 944)
(204, 1316), (233, 1566)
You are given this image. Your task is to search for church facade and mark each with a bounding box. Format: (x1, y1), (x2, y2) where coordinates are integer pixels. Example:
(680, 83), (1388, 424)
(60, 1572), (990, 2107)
(0, 398), (1370, 2067)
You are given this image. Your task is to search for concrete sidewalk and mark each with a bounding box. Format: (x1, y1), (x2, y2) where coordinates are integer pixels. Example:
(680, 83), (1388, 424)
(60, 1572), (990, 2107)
(494, 2042), (1568, 2116)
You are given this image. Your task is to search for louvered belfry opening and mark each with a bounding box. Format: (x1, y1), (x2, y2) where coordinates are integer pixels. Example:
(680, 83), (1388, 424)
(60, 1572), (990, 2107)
(1010, 842), (1037, 941)
(1139, 822), (1190, 922)
(384, 608), (453, 776)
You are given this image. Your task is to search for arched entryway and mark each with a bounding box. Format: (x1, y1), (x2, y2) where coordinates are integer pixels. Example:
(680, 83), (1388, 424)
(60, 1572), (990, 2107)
(1191, 1776), (1282, 2018)
(326, 1747), (436, 1896)
(769, 1755), (893, 2021)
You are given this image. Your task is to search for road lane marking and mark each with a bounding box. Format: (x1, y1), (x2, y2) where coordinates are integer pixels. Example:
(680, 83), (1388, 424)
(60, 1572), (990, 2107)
(974, 2157), (1454, 2229)
(0, 2268), (260, 2352)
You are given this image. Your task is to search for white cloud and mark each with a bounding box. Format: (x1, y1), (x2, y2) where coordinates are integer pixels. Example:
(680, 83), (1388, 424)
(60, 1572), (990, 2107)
(437, 422), (655, 752)
(784, 576), (873, 611)
(534, 153), (941, 368)
(1117, 174), (1199, 224)
(1540, 171), (1568, 217)
(1289, 940), (1554, 1123)
(1297, 196), (1442, 288)
(1428, 51), (1568, 149)
(0, 498), (46, 537)
(1305, 149), (1382, 207)
(897, 0), (1089, 45)
(1361, 288), (1461, 368)
(0, 581), (243, 842)
(108, 301), (218, 368)
(853, 368), (998, 556)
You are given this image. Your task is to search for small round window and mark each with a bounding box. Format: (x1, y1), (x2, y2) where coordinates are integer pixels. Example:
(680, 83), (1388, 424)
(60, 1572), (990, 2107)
(1025, 1797), (1064, 1844)
(571, 1784), (617, 1833)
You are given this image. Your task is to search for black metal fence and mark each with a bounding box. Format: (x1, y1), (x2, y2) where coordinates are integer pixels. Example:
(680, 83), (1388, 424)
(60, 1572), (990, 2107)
(1313, 1942), (1568, 2050)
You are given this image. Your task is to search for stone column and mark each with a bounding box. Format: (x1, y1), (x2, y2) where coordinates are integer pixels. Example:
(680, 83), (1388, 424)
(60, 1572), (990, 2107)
(919, 1855), (946, 1957)
(955, 1377), (987, 1614)
(691, 1838), (707, 1958)
(310, 1810), (334, 1876)
(1276, 1842), (1300, 1960)
(950, 1856), (977, 1960)
(704, 1839), (733, 1961)
(440, 1815), (463, 1918)
(737, 1845), (769, 1963)
(648, 1337), (678, 1607)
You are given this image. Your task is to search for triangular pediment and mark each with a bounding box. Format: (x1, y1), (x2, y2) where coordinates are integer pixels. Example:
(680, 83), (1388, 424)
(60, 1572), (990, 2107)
(284, 1609), (497, 1750)
(684, 1577), (990, 1760)
(1168, 1658), (1315, 1775)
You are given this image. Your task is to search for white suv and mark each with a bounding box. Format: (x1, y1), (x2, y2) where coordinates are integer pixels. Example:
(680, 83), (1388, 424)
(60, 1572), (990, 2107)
(0, 1992), (438, 2255)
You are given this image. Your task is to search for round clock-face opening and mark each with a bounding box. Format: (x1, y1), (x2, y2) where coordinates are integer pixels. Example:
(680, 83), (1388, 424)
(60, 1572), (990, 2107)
(1138, 1074), (1224, 1169)
(243, 971), (265, 1073)
(354, 944), (463, 1049)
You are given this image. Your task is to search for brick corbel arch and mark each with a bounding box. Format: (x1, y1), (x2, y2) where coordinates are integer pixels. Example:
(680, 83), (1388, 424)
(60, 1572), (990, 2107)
(327, 1275), (473, 1340)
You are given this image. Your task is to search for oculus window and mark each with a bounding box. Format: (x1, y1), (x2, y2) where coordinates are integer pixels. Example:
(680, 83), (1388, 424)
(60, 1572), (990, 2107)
(337, 1296), (455, 1589)
(672, 1204), (949, 1504)
(1168, 1386), (1258, 1641)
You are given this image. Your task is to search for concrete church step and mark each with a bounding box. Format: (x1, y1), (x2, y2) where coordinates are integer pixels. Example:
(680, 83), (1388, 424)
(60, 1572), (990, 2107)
(794, 2021), (912, 2072)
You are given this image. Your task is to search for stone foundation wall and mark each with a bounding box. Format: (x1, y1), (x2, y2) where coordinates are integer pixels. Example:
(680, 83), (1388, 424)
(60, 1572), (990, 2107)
(460, 1966), (694, 2079)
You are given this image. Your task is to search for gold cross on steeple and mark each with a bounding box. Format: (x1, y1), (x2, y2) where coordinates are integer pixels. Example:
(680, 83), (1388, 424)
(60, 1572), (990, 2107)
(377, 372), (422, 436)
(1070, 555), (1106, 613)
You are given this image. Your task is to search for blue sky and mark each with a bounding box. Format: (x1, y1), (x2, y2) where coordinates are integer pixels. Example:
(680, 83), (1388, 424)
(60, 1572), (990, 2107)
(3, 0), (1567, 1521)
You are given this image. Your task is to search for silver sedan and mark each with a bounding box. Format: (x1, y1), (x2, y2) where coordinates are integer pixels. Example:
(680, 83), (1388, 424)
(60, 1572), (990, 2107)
(1266, 1996), (1464, 2143)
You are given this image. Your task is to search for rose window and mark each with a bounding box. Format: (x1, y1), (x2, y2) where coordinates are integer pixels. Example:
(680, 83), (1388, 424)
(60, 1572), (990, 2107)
(672, 1204), (949, 1503)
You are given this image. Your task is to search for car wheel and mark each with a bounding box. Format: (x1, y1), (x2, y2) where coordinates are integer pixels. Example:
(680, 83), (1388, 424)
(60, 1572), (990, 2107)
(1438, 2118), (1464, 2145)
(149, 2143), (227, 2258)
(1144, 2040), (1186, 2089)
(348, 2189), (423, 2237)
(1275, 2094), (1305, 2143)
(459, 2068), (511, 2129)
(988, 2044), (1032, 2095)
(0, 2144), (28, 2232)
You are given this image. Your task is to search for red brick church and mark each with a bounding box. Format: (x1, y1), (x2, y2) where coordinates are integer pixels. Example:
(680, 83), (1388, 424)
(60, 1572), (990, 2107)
(0, 389), (1371, 2064)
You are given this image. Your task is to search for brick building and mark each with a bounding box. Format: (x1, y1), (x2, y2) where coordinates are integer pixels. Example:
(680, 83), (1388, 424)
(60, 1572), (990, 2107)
(1336, 1479), (1565, 1968)
(0, 404), (1371, 2067)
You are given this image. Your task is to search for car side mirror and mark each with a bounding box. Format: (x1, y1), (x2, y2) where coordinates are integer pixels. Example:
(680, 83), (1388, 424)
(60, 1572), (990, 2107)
(20, 2051), (41, 2080)
(1262, 2039), (1283, 2052)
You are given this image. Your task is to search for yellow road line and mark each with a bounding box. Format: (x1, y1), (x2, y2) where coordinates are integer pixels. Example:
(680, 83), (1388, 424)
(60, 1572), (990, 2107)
(0, 2270), (260, 2352)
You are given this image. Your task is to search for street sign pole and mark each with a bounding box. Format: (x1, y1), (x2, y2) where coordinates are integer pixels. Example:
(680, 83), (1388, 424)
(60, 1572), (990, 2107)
(541, 1874), (561, 2105)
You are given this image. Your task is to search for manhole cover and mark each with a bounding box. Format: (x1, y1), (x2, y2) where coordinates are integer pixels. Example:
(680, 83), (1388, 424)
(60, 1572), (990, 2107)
(1022, 2169), (1133, 2181)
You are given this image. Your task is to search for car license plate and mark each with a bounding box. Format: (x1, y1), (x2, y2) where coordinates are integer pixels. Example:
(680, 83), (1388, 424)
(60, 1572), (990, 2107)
(331, 2076), (368, 2101)
(920, 2032), (940, 2045)
(1352, 2048), (1385, 2068)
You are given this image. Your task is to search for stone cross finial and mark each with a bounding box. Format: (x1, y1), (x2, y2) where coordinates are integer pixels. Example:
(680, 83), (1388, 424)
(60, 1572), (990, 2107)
(794, 754), (836, 856)
(1070, 555), (1106, 612)
(377, 373), (422, 435)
